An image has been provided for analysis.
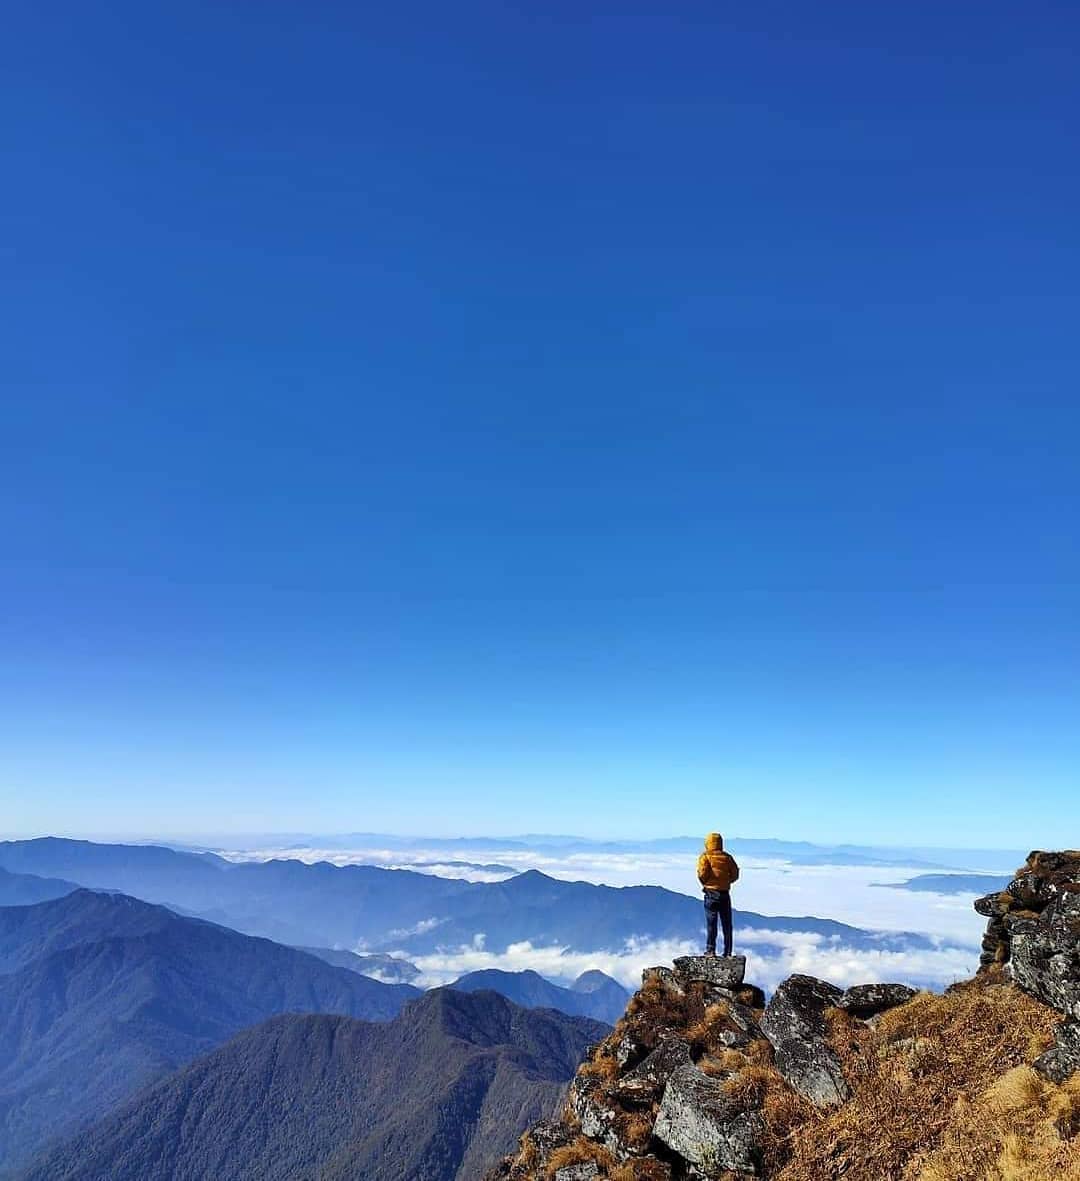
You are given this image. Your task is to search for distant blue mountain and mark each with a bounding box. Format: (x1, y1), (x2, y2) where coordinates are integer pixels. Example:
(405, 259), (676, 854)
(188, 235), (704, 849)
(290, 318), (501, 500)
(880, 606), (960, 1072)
(449, 968), (629, 1023)
(184, 832), (1024, 871)
(0, 838), (945, 960)
(0, 889), (418, 1177)
(0, 865), (77, 907)
(878, 873), (1012, 895)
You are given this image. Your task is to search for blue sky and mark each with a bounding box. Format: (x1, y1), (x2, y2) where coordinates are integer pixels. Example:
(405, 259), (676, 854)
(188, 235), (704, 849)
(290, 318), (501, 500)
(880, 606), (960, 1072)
(3, 1), (1078, 845)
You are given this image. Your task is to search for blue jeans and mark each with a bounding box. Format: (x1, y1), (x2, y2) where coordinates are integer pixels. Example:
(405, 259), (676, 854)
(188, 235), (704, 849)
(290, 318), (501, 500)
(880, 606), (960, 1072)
(704, 889), (733, 956)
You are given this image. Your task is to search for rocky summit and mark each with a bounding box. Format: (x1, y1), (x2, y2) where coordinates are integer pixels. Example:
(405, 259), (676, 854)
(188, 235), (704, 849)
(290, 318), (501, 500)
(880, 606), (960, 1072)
(975, 848), (1080, 1083)
(487, 852), (1080, 1181)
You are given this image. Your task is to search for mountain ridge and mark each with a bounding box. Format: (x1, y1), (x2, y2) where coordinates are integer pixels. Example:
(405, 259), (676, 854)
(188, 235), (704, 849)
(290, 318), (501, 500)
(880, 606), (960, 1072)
(0, 889), (418, 1177)
(22, 988), (607, 1181)
(449, 968), (629, 1024)
(0, 838), (956, 959)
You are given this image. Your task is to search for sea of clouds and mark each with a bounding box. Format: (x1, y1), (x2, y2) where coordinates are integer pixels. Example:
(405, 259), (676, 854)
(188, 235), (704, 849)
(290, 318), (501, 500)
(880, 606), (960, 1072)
(216, 838), (995, 992)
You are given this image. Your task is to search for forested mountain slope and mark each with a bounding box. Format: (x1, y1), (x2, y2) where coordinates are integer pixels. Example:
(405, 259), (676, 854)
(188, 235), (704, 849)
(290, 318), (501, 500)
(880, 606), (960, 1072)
(25, 988), (606, 1181)
(0, 890), (417, 1176)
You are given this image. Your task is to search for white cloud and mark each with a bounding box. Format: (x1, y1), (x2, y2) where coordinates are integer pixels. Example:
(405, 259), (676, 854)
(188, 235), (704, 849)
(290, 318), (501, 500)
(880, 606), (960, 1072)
(385, 916), (445, 939)
(218, 840), (990, 951)
(217, 846), (516, 883)
(403, 929), (978, 995)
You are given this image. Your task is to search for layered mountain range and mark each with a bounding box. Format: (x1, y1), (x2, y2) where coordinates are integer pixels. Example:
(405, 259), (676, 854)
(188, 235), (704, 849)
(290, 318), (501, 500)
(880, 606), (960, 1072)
(0, 836), (1030, 1180)
(0, 838), (945, 962)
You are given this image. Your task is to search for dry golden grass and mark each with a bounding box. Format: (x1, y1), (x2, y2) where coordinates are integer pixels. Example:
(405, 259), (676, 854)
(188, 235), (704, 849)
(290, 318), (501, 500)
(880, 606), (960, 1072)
(618, 1109), (654, 1150)
(577, 1052), (620, 1082)
(607, 1161), (673, 1181)
(685, 1002), (732, 1046)
(914, 1071), (1080, 1181)
(517, 1132), (540, 1171)
(773, 977), (1071, 1181)
(543, 1136), (615, 1179)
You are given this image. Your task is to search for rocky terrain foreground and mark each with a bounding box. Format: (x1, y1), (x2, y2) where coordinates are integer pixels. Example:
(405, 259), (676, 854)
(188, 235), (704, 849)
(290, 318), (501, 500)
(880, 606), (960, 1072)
(487, 851), (1080, 1181)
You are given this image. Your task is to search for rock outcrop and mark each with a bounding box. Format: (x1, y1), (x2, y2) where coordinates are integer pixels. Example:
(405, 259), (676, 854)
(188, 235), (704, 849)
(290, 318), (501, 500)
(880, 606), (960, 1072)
(975, 849), (1080, 1084)
(759, 975), (849, 1106)
(487, 956), (921, 1179)
(672, 954), (747, 988)
(653, 1064), (763, 1175)
(490, 854), (1080, 1181)
(835, 981), (916, 1019)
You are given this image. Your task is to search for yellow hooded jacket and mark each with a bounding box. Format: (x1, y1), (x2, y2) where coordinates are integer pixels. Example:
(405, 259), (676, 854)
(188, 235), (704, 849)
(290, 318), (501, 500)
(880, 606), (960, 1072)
(696, 833), (740, 892)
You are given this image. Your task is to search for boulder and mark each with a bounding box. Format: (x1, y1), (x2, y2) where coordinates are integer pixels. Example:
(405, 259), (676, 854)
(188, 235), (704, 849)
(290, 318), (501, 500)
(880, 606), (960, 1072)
(760, 975), (850, 1107)
(1033, 1019), (1080, 1083)
(554, 1166), (599, 1181)
(653, 1064), (763, 1176)
(524, 1121), (574, 1157)
(1006, 913), (1080, 1021)
(695, 996), (765, 1050)
(624, 1036), (692, 1090)
(673, 955), (746, 988)
(837, 982), (918, 1020)
(979, 915), (1008, 969)
(569, 1075), (629, 1158)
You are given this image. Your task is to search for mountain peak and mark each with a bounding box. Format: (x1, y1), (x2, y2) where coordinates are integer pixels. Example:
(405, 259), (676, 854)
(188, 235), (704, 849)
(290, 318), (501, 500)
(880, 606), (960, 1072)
(489, 850), (1080, 1180)
(572, 969), (622, 994)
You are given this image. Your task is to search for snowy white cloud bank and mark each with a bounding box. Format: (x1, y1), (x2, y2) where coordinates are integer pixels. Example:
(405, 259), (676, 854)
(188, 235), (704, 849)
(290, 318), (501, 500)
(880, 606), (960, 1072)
(216, 836), (993, 993)
(404, 929), (977, 995)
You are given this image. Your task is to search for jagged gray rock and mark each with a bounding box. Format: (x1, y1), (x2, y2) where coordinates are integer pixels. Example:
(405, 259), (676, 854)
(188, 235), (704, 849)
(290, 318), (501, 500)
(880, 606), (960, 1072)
(1007, 912), (1080, 1021)
(653, 1064), (763, 1176)
(1033, 1019), (1080, 1083)
(522, 1121), (573, 1158)
(673, 955), (746, 987)
(697, 994), (766, 1049)
(620, 1036), (691, 1092)
(975, 851), (1080, 971)
(974, 890), (1012, 919)
(614, 1029), (645, 1068)
(837, 982), (918, 1019)
(569, 1075), (629, 1158)
(760, 974), (850, 1107)
(554, 1166), (598, 1181)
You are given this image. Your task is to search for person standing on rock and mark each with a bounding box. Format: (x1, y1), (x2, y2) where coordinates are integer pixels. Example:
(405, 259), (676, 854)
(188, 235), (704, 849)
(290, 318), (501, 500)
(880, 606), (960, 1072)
(697, 832), (740, 957)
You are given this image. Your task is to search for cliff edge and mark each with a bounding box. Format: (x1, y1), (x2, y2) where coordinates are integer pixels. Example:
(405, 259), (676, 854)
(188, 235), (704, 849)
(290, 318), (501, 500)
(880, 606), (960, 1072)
(487, 851), (1080, 1181)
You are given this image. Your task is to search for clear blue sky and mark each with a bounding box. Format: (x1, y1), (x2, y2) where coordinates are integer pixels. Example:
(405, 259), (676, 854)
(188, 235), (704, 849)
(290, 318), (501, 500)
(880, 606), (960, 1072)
(2, 1), (1078, 846)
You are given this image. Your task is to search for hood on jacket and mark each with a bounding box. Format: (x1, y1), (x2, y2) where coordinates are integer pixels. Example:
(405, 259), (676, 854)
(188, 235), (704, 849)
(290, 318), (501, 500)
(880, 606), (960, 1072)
(705, 832), (724, 852)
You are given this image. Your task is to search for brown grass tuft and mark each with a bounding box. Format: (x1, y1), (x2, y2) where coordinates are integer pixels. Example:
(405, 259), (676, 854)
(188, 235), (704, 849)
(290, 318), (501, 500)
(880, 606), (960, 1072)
(685, 1001), (731, 1046)
(773, 977), (1070, 1181)
(578, 1052), (620, 1082)
(544, 1137), (615, 1179)
(517, 1132), (540, 1171)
